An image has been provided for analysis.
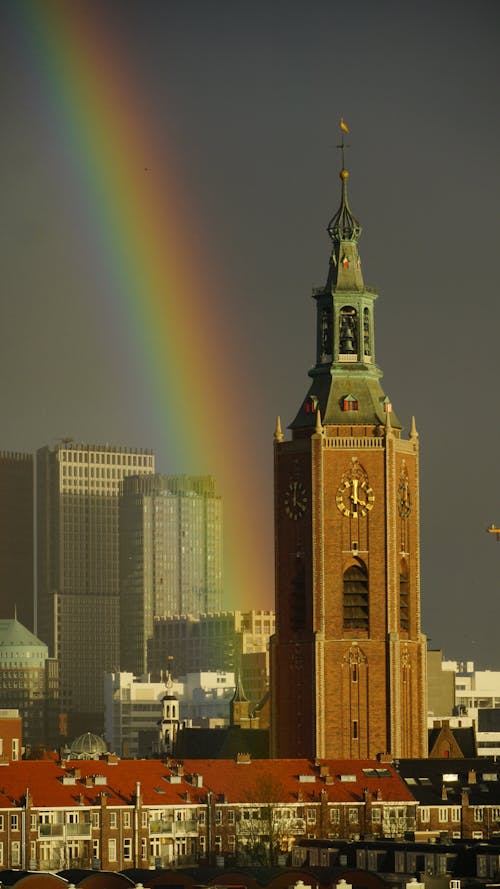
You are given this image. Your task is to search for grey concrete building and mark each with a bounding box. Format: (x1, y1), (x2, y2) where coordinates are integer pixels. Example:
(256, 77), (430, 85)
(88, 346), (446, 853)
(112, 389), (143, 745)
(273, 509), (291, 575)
(119, 475), (223, 676)
(36, 441), (154, 734)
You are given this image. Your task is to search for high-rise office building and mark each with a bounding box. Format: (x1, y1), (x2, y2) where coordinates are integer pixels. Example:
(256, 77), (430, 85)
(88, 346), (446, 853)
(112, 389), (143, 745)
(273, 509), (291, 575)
(119, 475), (223, 675)
(36, 442), (154, 732)
(147, 610), (274, 705)
(0, 452), (34, 630)
(271, 153), (427, 759)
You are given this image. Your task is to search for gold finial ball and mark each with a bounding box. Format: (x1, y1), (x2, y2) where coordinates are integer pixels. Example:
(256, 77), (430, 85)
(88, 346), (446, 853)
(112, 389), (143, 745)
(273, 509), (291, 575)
(340, 168), (349, 180)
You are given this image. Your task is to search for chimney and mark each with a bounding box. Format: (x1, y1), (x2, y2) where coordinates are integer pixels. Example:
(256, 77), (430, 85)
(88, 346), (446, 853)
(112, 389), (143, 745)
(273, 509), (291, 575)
(442, 785), (448, 801)
(468, 770), (476, 784)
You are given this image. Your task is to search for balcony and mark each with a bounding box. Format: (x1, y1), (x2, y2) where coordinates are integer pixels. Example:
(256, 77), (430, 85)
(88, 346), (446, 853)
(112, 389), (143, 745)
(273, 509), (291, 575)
(149, 819), (198, 837)
(39, 823), (92, 839)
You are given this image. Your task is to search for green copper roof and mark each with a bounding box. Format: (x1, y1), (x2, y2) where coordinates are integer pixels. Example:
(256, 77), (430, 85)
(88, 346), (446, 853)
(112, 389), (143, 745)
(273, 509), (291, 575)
(0, 618), (46, 648)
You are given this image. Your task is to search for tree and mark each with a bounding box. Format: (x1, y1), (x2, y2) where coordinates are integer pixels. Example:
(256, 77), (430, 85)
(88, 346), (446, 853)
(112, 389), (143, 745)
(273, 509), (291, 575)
(237, 775), (295, 866)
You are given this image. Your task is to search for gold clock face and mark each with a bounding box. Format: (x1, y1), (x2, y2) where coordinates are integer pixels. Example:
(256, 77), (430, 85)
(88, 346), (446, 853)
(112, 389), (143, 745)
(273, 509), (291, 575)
(284, 480), (307, 520)
(398, 479), (411, 518)
(336, 477), (375, 518)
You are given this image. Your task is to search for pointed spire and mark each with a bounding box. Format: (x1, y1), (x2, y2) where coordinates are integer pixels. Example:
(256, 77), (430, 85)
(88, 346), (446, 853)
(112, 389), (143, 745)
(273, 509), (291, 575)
(327, 125), (362, 244)
(231, 672), (249, 704)
(315, 407), (323, 435)
(274, 415), (284, 443)
(385, 404), (393, 437)
(410, 415), (419, 440)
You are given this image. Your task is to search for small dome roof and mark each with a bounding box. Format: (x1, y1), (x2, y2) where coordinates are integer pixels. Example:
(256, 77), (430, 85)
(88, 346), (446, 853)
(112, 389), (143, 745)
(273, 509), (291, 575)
(70, 732), (108, 757)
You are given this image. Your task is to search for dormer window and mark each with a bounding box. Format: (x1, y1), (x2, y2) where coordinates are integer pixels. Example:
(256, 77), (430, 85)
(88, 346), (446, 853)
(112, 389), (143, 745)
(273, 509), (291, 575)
(303, 396), (318, 414)
(342, 395), (358, 412)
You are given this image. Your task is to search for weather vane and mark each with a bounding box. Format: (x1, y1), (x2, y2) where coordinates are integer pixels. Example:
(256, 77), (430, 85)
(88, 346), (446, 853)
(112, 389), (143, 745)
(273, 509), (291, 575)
(337, 117), (350, 170)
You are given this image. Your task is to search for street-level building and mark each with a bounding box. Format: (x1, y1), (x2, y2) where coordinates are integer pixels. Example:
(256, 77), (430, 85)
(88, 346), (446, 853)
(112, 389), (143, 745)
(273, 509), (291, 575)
(0, 756), (414, 872)
(36, 441), (155, 734)
(397, 756), (500, 840)
(271, 150), (427, 760)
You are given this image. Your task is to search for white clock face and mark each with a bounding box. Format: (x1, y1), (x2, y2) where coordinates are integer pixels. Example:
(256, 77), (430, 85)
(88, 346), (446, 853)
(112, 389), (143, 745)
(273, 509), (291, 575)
(336, 477), (375, 518)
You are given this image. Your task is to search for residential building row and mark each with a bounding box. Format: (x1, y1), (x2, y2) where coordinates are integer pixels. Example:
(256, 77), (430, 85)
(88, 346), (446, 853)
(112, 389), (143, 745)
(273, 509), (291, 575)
(2, 756), (500, 874)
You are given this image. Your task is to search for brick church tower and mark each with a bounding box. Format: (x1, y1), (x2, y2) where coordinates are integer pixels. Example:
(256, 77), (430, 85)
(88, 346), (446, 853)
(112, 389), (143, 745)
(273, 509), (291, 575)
(270, 144), (427, 760)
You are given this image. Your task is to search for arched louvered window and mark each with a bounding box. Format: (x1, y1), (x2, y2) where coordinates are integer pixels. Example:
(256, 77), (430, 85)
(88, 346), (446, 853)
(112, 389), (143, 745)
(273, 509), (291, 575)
(343, 560), (368, 630)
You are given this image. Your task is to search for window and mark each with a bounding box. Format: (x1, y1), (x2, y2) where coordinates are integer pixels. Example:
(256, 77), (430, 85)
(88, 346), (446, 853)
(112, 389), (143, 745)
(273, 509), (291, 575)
(109, 812), (117, 829)
(0, 842), (3, 865)
(11, 814), (19, 831)
(451, 807), (461, 822)
(142, 812), (148, 828)
(227, 810), (235, 825)
(123, 812), (131, 828)
(216, 809), (222, 824)
(306, 809), (316, 824)
(30, 814), (37, 829)
(343, 560), (369, 630)
(123, 838), (132, 860)
(92, 812), (100, 828)
(199, 811), (206, 825)
(330, 808), (340, 823)
(475, 807), (484, 822)
(93, 839), (99, 861)
(108, 838), (117, 861)
(420, 808), (430, 823)
(0, 815), (3, 830)
(342, 396), (359, 412)
(215, 835), (222, 852)
(228, 835), (236, 852)
(349, 808), (359, 824)
(372, 808), (381, 823)
(400, 560), (409, 630)
(199, 836), (206, 854)
(439, 807), (448, 823)
(11, 841), (20, 866)
(141, 837), (147, 860)
(353, 720), (358, 739)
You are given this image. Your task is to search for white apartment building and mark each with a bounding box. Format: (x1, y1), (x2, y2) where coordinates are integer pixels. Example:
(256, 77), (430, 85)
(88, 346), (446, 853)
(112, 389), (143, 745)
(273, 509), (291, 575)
(436, 661), (500, 756)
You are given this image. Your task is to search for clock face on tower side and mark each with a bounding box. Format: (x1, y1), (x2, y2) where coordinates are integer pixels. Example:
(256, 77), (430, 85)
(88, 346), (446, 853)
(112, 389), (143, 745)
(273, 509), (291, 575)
(336, 477), (375, 518)
(284, 479), (307, 520)
(398, 479), (411, 518)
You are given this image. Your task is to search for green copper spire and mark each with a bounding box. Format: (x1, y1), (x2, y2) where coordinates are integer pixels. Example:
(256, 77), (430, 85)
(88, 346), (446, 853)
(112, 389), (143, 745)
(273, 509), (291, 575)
(327, 167), (362, 244)
(290, 127), (401, 432)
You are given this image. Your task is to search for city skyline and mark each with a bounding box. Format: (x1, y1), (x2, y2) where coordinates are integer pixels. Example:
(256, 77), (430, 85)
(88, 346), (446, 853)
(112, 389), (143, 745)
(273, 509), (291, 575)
(1, 1), (499, 665)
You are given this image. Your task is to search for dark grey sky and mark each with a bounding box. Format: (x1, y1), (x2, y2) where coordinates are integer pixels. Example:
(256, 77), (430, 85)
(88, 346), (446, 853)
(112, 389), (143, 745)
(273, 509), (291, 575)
(1, 0), (500, 665)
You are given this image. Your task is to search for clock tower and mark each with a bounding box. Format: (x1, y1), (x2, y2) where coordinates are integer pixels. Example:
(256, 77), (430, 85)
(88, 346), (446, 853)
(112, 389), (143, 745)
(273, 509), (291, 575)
(270, 146), (427, 760)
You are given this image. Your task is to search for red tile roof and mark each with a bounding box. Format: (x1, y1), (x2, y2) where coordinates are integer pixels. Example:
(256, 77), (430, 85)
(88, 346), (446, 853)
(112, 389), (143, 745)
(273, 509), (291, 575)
(0, 757), (413, 809)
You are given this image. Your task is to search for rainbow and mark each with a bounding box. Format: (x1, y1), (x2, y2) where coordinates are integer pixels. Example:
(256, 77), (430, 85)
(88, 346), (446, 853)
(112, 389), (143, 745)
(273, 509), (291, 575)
(10, 1), (272, 611)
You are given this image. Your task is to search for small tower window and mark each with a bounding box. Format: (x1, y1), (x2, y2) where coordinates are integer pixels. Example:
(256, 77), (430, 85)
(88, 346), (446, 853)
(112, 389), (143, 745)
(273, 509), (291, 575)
(400, 559), (409, 631)
(303, 396), (318, 414)
(342, 395), (358, 412)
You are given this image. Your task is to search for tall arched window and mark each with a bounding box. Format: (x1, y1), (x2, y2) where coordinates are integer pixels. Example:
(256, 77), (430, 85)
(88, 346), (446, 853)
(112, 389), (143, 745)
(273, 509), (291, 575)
(400, 559), (409, 631)
(343, 559), (368, 630)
